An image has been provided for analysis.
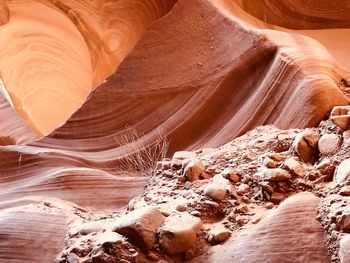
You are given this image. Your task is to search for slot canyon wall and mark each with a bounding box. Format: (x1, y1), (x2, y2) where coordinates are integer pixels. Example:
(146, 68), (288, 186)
(0, 0), (350, 262)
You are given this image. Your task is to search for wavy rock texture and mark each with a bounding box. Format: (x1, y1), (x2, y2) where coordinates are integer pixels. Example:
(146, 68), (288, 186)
(0, 0), (349, 262)
(195, 192), (330, 263)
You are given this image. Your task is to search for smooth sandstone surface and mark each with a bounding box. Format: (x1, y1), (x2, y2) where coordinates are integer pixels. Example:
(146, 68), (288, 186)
(195, 192), (330, 263)
(0, 0), (349, 262)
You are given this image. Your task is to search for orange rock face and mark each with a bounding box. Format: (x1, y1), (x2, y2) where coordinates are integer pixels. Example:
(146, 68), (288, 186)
(0, 0), (350, 262)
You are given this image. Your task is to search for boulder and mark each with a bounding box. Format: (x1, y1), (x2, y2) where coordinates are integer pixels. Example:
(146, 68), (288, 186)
(159, 212), (202, 254)
(335, 159), (350, 184)
(318, 134), (341, 156)
(113, 206), (165, 251)
(330, 106), (350, 129)
(184, 159), (205, 182)
(292, 130), (320, 163)
(284, 158), (304, 177)
(254, 168), (291, 182)
(204, 184), (227, 201)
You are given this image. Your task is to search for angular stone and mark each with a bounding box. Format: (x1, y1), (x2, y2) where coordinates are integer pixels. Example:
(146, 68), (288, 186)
(254, 168), (291, 182)
(184, 159), (205, 182)
(113, 206), (165, 251)
(160, 212), (202, 254)
(318, 134), (341, 156)
(284, 158), (304, 177)
(292, 130), (320, 163)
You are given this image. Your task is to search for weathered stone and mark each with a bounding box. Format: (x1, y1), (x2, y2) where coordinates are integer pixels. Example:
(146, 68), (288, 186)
(284, 158), (304, 177)
(316, 159), (335, 179)
(292, 130), (320, 163)
(113, 206), (165, 251)
(254, 168), (291, 182)
(204, 184), (227, 201)
(318, 134), (342, 156)
(207, 228), (231, 245)
(340, 186), (350, 196)
(171, 159), (183, 169)
(260, 182), (274, 193)
(271, 192), (285, 203)
(339, 234), (350, 263)
(184, 159), (205, 182)
(330, 106), (350, 129)
(263, 156), (278, 168)
(221, 169), (240, 183)
(160, 213), (202, 254)
(337, 214), (350, 231)
(335, 159), (350, 184)
(173, 151), (196, 160)
(237, 183), (250, 194)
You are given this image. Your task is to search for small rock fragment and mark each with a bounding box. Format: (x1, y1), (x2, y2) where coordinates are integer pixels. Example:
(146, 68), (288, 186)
(316, 158), (335, 177)
(263, 156), (278, 168)
(237, 183), (250, 194)
(254, 168), (291, 182)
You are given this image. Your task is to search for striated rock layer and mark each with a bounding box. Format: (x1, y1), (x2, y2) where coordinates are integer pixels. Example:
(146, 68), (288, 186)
(0, 0), (350, 262)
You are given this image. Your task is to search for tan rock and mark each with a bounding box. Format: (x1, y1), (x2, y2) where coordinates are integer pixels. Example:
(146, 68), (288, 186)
(284, 158), (304, 177)
(207, 228), (231, 245)
(254, 168), (291, 182)
(160, 212), (202, 254)
(204, 184), (227, 201)
(113, 206), (165, 251)
(292, 130), (320, 163)
(335, 159), (350, 184)
(271, 192), (285, 202)
(263, 156), (278, 168)
(184, 159), (205, 182)
(316, 158), (335, 177)
(318, 134), (341, 156)
(330, 106), (350, 129)
(173, 151), (196, 160)
(237, 183), (250, 194)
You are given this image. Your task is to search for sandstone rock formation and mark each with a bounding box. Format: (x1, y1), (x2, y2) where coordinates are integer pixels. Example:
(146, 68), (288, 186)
(0, 0), (350, 262)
